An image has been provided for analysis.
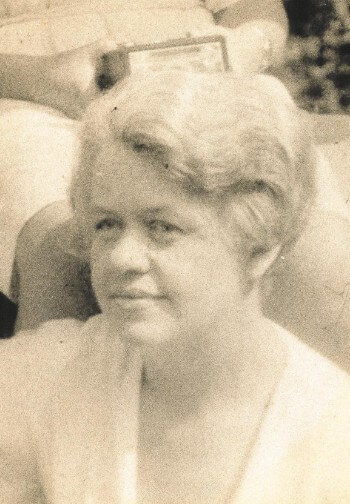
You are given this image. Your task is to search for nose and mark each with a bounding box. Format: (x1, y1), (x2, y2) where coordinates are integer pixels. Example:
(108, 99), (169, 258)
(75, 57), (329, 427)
(109, 230), (150, 275)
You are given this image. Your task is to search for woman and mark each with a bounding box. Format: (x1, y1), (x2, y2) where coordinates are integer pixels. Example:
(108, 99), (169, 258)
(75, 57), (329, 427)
(1, 72), (350, 503)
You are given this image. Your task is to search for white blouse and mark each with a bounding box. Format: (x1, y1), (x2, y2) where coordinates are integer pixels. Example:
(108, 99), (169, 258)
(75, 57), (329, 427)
(1, 315), (350, 503)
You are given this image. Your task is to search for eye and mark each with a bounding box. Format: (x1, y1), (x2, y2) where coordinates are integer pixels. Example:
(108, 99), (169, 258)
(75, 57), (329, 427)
(95, 217), (121, 232)
(133, 142), (147, 153)
(147, 219), (182, 236)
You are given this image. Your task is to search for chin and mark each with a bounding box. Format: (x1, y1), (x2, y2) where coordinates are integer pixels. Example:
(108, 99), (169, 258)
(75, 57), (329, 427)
(115, 320), (175, 347)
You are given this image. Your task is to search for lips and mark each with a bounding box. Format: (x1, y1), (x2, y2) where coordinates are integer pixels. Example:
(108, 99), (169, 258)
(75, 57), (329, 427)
(108, 289), (163, 300)
(107, 291), (165, 314)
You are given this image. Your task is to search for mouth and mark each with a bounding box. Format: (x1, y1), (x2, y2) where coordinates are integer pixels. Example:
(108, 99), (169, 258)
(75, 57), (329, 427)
(108, 291), (164, 301)
(107, 292), (165, 315)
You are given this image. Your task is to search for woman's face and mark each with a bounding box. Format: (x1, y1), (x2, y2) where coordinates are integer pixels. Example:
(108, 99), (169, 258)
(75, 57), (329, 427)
(89, 141), (247, 347)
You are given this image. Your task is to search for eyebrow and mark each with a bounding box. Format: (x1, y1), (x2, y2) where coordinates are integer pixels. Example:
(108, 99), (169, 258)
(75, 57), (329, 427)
(90, 205), (118, 215)
(143, 206), (174, 216)
(91, 205), (176, 216)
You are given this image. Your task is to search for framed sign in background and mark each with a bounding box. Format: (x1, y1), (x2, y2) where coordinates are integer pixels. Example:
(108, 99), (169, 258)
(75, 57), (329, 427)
(124, 35), (230, 74)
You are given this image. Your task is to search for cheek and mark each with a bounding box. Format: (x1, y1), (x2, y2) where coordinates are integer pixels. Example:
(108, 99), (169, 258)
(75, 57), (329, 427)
(89, 243), (110, 297)
(157, 241), (242, 307)
(199, 254), (243, 304)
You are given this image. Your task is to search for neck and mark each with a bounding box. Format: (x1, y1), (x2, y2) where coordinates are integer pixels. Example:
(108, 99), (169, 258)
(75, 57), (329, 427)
(140, 303), (286, 423)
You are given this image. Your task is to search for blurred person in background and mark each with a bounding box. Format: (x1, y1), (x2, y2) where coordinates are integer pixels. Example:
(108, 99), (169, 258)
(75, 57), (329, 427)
(0, 0), (288, 118)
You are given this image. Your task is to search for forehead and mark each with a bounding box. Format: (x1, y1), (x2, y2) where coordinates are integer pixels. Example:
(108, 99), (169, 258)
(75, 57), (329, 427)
(91, 141), (208, 217)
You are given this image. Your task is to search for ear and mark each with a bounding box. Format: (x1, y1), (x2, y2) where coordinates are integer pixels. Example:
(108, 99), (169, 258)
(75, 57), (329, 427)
(249, 245), (281, 280)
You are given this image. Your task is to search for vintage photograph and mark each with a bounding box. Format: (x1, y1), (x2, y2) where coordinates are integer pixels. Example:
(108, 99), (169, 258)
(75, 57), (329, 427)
(0, 1), (349, 502)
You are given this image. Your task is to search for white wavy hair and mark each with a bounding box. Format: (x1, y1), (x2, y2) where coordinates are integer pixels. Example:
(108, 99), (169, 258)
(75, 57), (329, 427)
(70, 71), (316, 264)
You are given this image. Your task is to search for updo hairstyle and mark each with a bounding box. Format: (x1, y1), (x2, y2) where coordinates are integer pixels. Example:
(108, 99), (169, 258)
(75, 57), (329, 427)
(70, 71), (316, 267)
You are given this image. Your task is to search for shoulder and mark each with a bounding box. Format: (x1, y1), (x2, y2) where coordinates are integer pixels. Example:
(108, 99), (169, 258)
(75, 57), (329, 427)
(0, 316), (102, 411)
(0, 317), (101, 499)
(242, 327), (350, 503)
(276, 325), (350, 419)
(266, 325), (350, 457)
(0, 317), (85, 368)
(276, 327), (350, 497)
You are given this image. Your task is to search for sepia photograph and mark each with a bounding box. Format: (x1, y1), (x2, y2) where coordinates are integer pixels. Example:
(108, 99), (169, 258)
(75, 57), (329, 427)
(0, 0), (350, 502)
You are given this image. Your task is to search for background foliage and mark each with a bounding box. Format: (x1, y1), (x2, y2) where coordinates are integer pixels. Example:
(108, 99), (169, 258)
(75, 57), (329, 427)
(275, 0), (350, 113)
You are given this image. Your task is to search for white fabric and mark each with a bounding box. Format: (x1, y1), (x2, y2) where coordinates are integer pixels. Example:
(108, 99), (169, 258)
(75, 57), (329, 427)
(236, 327), (350, 504)
(0, 6), (213, 54)
(320, 139), (350, 215)
(0, 100), (79, 293)
(0, 0), (234, 20)
(1, 315), (350, 503)
(205, 0), (241, 13)
(314, 149), (349, 220)
(0, 1), (240, 54)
